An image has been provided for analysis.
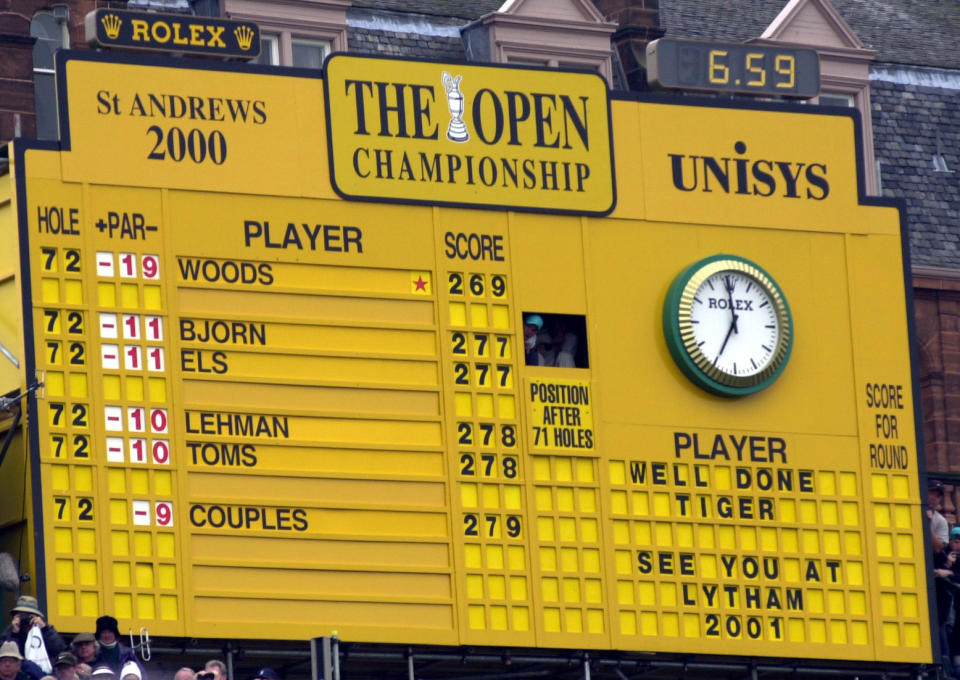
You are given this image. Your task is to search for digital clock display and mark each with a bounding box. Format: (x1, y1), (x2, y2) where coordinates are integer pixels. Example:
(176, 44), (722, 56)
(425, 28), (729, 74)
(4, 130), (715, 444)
(647, 38), (820, 99)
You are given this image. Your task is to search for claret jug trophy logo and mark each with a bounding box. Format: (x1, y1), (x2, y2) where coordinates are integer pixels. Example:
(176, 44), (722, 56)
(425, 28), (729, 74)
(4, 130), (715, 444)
(442, 71), (469, 143)
(100, 13), (122, 40)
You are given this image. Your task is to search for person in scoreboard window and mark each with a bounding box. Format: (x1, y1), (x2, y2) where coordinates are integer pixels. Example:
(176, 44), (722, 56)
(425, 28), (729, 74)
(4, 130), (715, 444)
(524, 315), (545, 366)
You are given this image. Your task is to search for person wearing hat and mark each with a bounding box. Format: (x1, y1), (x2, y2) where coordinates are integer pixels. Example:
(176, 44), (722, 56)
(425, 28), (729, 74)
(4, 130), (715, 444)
(252, 669), (277, 680)
(2, 597), (66, 664)
(88, 667), (113, 680)
(118, 661), (142, 680)
(68, 636), (97, 670)
(523, 314), (544, 366)
(928, 480), (949, 552)
(91, 619), (127, 676)
(52, 652), (77, 680)
(0, 641), (31, 680)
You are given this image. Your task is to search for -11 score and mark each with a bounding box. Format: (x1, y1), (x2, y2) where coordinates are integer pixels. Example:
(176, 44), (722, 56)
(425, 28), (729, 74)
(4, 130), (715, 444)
(708, 50), (796, 89)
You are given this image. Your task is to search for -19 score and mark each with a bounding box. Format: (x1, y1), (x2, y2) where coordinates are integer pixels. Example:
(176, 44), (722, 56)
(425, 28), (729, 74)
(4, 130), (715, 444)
(708, 50), (796, 89)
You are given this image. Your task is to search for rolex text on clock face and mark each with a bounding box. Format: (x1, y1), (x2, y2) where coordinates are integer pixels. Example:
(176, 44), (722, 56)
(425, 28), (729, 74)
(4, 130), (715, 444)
(688, 269), (779, 377)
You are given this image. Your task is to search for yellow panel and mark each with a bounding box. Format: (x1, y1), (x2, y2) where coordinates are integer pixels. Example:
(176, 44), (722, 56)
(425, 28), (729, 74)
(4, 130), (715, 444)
(97, 282), (116, 306)
(75, 466), (93, 491)
(136, 563), (155, 588)
(103, 374), (121, 400)
(79, 560), (97, 585)
(111, 532), (128, 556)
(41, 278), (59, 302)
(138, 593), (156, 619)
(56, 559), (74, 585)
(52, 465), (69, 490)
(64, 279), (83, 303)
(508, 546), (525, 570)
(57, 591), (75, 617)
(80, 592), (99, 617)
(127, 376), (144, 400)
(115, 593), (133, 619)
(46, 372), (64, 396)
(144, 285), (162, 309)
(77, 529), (96, 554)
(70, 373), (87, 397)
(455, 392), (472, 416)
(110, 500), (127, 524)
(134, 532), (152, 557)
(149, 377), (167, 401)
(160, 595), (179, 620)
(114, 563), (131, 587)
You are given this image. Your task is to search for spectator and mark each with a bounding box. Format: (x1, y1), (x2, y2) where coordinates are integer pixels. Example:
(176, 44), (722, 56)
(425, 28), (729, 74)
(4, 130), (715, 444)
(523, 315), (544, 366)
(118, 661), (140, 680)
(252, 670), (277, 680)
(89, 667), (113, 680)
(541, 318), (578, 368)
(92, 620), (126, 676)
(203, 661), (226, 680)
(75, 665), (90, 680)
(172, 669), (194, 680)
(52, 653), (77, 680)
(2, 597), (66, 663)
(928, 480), (949, 553)
(69, 636), (97, 669)
(0, 641), (30, 680)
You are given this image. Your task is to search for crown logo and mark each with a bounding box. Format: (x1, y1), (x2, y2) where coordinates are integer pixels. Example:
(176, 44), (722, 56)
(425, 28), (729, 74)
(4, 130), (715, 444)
(100, 13), (122, 40)
(234, 25), (255, 51)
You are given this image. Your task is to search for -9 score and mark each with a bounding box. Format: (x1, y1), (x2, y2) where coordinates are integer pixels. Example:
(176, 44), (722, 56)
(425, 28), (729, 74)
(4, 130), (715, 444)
(708, 49), (796, 90)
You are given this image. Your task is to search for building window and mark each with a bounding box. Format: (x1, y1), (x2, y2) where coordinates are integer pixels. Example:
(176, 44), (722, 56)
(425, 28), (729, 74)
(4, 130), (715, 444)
(462, 0), (616, 86)
(818, 93), (854, 107)
(31, 9), (69, 140)
(292, 38), (330, 69)
(223, 0), (348, 66)
(253, 34), (280, 65)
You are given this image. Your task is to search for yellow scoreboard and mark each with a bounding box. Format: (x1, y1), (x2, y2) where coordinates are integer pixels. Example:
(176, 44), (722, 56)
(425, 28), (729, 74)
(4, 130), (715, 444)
(0, 50), (932, 663)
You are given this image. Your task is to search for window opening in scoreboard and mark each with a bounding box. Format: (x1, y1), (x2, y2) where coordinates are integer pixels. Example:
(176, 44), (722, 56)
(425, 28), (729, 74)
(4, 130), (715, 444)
(523, 313), (588, 368)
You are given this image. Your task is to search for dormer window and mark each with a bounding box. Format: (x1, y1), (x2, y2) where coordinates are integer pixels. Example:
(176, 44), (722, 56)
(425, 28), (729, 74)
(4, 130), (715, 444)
(461, 0), (616, 86)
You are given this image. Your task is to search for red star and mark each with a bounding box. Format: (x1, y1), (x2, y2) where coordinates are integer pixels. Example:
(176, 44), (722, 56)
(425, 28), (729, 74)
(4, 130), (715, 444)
(414, 276), (428, 291)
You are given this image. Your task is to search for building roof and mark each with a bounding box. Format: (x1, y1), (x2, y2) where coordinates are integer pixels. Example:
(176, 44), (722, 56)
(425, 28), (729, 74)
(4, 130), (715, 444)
(351, 0), (503, 21)
(660, 0), (960, 70)
(870, 78), (960, 268)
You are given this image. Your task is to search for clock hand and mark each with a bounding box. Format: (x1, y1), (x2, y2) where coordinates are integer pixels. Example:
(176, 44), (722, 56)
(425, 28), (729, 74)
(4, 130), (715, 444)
(718, 313), (739, 356)
(725, 275), (739, 334)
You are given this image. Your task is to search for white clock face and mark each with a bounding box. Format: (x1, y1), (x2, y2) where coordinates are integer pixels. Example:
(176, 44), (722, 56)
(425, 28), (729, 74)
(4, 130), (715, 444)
(688, 270), (780, 378)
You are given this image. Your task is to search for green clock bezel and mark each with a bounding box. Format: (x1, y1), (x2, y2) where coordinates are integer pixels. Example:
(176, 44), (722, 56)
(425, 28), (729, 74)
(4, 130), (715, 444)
(663, 254), (793, 397)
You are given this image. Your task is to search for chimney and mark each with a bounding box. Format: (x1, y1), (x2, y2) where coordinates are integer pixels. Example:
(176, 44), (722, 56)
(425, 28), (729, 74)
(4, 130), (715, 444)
(591, 0), (664, 90)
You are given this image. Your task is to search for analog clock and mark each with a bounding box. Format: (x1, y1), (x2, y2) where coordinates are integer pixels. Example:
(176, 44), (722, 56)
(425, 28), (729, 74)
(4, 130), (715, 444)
(663, 254), (793, 397)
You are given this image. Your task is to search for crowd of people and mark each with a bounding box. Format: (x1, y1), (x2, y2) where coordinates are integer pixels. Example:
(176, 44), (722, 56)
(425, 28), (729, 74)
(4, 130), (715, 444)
(0, 598), (279, 680)
(523, 314), (583, 368)
(930, 480), (960, 676)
